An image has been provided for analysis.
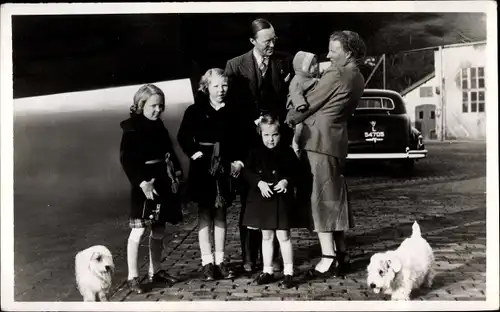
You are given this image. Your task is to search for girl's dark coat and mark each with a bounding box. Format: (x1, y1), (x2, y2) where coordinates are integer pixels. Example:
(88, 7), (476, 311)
(242, 141), (304, 230)
(177, 91), (250, 208)
(120, 114), (183, 224)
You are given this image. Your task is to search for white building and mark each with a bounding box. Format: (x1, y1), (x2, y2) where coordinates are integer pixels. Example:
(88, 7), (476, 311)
(401, 72), (438, 140)
(401, 41), (486, 140)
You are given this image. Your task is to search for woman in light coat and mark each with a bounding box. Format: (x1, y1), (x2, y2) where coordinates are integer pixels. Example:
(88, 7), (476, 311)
(287, 30), (366, 278)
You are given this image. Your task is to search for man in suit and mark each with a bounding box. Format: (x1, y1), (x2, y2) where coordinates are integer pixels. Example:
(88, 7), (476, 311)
(224, 18), (292, 273)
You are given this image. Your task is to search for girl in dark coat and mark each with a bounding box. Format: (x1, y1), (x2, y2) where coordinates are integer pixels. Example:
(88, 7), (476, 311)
(120, 84), (183, 294)
(177, 68), (247, 281)
(242, 114), (301, 289)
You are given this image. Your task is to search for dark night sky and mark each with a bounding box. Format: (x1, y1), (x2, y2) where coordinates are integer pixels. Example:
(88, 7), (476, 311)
(12, 12), (486, 98)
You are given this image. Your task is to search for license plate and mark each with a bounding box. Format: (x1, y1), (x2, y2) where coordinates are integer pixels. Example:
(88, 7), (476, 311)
(364, 131), (385, 142)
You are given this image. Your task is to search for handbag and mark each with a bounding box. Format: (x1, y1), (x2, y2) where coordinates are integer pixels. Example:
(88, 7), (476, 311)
(208, 142), (223, 176)
(214, 179), (226, 209)
(142, 198), (162, 221)
(165, 152), (180, 194)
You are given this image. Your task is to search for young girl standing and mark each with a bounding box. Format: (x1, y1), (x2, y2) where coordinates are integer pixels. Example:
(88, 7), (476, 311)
(177, 68), (246, 280)
(120, 84), (183, 294)
(242, 114), (301, 289)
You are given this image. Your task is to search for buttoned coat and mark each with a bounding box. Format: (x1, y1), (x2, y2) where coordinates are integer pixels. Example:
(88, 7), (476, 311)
(177, 91), (248, 208)
(242, 142), (303, 230)
(119, 114), (183, 224)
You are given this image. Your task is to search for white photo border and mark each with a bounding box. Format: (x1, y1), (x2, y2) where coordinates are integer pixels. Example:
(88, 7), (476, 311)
(1, 1), (498, 311)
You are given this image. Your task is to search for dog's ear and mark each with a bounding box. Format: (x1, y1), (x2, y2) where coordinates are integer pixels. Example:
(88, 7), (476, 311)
(386, 251), (402, 273)
(90, 252), (102, 262)
(369, 253), (381, 264)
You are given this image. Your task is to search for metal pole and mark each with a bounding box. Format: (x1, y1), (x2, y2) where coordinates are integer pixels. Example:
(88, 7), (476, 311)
(442, 40), (486, 50)
(385, 40), (486, 56)
(382, 54), (386, 89)
(438, 45), (445, 141)
(364, 55), (384, 87)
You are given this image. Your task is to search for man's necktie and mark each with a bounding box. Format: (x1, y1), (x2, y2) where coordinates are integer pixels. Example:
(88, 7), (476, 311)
(260, 58), (269, 77)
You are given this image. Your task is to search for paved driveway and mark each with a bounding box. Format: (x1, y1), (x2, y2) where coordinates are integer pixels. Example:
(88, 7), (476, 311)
(13, 141), (488, 302)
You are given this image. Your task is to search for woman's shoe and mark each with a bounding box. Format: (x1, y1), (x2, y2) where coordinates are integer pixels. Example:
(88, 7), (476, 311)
(127, 277), (145, 294)
(305, 255), (337, 279)
(335, 252), (351, 277)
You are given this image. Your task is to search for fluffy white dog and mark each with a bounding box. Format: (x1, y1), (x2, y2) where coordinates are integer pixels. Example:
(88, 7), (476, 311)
(75, 245), (115, 301)
(366, 221), (435, 301)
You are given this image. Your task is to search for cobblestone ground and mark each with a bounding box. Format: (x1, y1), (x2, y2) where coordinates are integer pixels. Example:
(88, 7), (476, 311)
(110, 141), (487, 302)
(13, 141), (487, 302)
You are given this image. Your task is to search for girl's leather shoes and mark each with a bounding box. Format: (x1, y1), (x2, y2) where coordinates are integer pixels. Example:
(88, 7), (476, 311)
(255, 272), (274, 285)
(149, 270), (179, 285)
(279, 274), (294, 289)
(127, 277), (145, 294)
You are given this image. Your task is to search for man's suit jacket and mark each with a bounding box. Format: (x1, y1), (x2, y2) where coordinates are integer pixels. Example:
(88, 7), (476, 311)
(224, 50), (292, 123)
(286, 60), (365, 159)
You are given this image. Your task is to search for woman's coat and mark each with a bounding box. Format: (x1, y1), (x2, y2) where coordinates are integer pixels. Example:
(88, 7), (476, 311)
(286, 60), (365, 159)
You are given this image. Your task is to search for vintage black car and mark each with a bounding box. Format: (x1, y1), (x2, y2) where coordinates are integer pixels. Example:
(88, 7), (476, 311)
(346, 89), (427, 172)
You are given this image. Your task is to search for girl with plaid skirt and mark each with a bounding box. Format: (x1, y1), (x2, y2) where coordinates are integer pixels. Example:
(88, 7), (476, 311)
(120, 84), (183, 294)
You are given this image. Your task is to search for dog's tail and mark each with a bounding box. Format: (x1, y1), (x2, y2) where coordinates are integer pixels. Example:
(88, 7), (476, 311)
(412, 221), (422, 237)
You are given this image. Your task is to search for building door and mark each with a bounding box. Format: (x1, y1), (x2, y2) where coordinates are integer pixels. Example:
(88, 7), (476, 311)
(415, 104), (437, 140)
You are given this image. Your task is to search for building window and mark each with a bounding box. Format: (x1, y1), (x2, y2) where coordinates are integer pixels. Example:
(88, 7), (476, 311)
(471, 91), (477, 112)
(462, 91), (468, 113)
(478, 91), (485, 112)
(430, 111), (435, 119)
(478, 67), (485, 88)
(471, 68), (477, 88)
(419, 111), (424, 119)
(419, 86), (433, 97)
(461, 66), (485, 113)
(461, 68), (468, 89)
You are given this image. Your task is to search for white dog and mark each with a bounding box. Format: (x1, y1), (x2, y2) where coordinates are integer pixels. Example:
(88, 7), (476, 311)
(366, 221), (435, 301)
(75, 245), (115, 301)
